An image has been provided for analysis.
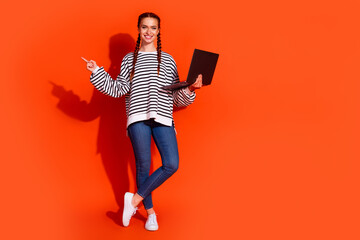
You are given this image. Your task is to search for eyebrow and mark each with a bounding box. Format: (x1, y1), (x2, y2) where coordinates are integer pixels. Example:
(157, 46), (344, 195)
(141, 24), (158, 28)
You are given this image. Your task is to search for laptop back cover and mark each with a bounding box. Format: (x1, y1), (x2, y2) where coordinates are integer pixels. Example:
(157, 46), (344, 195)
(162, 48), (219, 90)
(186, 49), (219, 85)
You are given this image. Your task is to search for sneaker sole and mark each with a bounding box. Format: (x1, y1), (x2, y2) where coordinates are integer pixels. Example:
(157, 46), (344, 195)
(145, 226), (159, 231)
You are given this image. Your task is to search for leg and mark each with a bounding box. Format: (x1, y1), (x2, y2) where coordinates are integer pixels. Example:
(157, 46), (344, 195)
(127, 121), (154, 210)
(136, 122), (179, 198)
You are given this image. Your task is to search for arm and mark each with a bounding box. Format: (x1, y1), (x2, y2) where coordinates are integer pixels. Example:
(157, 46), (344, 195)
(173, 86), (196, 107)
(172, 66), (197, 107)
(86, 57), (131, 98)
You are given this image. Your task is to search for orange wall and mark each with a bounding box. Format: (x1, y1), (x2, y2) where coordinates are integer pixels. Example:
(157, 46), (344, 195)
(1, 0), (360, 239)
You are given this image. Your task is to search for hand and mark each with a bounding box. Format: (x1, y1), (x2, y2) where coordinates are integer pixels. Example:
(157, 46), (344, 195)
(49, 81), (66, 98)
(189, 74), (203, 92)
(82, 57), (98, 72)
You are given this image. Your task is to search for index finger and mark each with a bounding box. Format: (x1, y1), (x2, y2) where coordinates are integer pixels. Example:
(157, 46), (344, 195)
(81, 57), (89, 63)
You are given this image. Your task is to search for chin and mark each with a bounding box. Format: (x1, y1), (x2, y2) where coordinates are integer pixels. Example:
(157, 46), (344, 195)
(144, 41), (155, 45)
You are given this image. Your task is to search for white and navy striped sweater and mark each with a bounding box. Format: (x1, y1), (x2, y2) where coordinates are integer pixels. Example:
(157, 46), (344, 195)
(90, 51), (196, 128)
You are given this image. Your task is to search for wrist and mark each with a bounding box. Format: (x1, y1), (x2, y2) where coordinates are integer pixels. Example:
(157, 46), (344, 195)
(92, 66), (100, 74)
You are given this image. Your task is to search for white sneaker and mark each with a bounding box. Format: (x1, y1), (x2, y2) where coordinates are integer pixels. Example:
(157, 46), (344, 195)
(145, 213), (159, 231)
(122, 192), (137, 227)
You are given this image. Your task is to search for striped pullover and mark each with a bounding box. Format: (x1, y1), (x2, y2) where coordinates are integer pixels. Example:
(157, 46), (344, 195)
(90, 51), (196, 128)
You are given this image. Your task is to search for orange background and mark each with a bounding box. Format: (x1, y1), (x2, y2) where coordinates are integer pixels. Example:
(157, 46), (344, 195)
(1, 0), (359, 239)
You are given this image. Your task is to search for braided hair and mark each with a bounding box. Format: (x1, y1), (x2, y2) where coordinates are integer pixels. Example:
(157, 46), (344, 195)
(130, 12), (161, 81)
(157, 31), (161, 74)
(130, 34), (141, 80)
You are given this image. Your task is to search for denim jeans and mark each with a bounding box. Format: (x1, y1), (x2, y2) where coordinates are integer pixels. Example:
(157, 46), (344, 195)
(127, 119), (179, 210)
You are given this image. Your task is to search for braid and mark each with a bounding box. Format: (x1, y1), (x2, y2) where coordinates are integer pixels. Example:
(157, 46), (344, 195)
(157, 32), (162, 75)
(130, 33), (141, 81)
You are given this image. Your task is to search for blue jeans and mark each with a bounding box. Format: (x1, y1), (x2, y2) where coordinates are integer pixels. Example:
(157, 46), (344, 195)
(127, 119), (179, 210)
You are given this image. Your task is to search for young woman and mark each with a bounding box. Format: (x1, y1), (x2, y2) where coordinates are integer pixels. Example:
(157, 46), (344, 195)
(84, 12), (202, 231)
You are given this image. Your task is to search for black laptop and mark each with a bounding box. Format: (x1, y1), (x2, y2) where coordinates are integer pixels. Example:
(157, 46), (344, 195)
(162, 49), (219, 90)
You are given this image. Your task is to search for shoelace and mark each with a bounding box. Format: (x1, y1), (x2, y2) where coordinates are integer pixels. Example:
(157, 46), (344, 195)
(132, 207), (138, 216)
(147, 214), (157, 224)
(125, 207), (138, 222)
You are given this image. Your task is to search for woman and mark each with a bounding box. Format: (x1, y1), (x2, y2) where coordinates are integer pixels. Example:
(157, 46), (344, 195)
(84, 12), (202, 231)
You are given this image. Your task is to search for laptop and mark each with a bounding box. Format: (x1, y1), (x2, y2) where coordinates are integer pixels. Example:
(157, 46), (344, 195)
(162, 49), (219, 90)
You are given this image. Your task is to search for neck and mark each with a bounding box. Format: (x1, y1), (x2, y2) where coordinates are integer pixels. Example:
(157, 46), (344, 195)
(139, 42), (157, 52)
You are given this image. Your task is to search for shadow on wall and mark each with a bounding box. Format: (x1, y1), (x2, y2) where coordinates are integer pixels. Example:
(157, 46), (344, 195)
(50, 33), (146, 225)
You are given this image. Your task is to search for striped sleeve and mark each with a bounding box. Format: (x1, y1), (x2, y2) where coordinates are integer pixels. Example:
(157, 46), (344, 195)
(171, 63), (196, 107)
(173, 87), (196, 107)
(90, 57), (130, 98)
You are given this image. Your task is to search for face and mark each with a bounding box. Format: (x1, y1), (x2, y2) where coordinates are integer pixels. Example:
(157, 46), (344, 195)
(138, 17), (160, 44)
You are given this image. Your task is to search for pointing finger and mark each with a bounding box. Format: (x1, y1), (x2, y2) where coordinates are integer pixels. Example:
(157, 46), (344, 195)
(81, 57), (89, 63)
